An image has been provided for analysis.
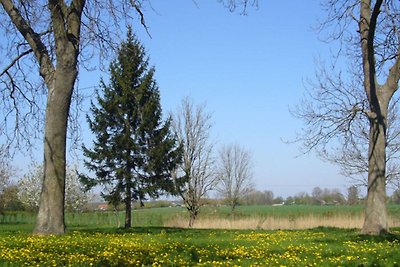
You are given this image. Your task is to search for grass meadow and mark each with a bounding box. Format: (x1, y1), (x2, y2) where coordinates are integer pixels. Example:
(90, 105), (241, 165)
(1, 205), (400, 266)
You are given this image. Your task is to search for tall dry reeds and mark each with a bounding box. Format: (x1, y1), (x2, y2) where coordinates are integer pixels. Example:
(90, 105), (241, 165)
(164, 214), (400, 230)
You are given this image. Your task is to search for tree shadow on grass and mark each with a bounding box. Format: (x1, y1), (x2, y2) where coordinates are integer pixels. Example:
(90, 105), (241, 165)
(307, 226), (400, 243)
(356, 231), (400, 243)
(73, 226), (195, 235)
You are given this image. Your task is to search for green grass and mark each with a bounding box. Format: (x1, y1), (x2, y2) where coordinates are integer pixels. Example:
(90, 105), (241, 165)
(0, 225), (399, 266)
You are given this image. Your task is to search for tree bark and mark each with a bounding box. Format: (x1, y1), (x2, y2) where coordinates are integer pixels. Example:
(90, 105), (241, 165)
(33, 68), (76, 234)
(359, 0), (400, 235)
(188, 205), (198, 228)
(188, 211), (196, 228)
(125, 182), (132, 228)
(362, 95), (389, 234)
(1, 0), (84, 234)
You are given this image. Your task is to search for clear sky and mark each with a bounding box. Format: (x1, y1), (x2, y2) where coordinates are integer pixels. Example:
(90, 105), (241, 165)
(125, 0), (349, 197)
(13, 0), (355, 198)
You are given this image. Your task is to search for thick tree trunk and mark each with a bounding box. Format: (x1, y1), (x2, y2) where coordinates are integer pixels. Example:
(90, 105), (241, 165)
(362, 99), (389, 235)
(33, 69), (76, 235)
(2, 0), (83, 235)
(359, 0), (394, 235)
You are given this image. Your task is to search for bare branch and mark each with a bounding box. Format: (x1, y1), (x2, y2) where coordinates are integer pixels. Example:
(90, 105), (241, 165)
(217, 0), (258, 15)
(130, 0), (152, 38)
(0, 49), (33, 77)
(0, 0), (55, 85)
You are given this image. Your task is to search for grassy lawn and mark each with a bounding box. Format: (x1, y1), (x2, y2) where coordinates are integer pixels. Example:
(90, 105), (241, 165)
(0, 225), (400, 266)
(1, 206), (400, 266)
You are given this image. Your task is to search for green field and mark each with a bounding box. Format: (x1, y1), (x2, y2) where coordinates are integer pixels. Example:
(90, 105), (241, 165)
(1, 205), (400, 266)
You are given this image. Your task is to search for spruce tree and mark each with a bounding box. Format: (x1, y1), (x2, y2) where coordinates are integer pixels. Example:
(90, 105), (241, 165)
(82, 29), (181, 228)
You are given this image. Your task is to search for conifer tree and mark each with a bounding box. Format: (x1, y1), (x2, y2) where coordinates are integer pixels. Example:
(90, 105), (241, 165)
(82, 29), (181, 228)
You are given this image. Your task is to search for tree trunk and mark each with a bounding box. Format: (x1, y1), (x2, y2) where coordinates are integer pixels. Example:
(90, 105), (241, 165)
(33, 69), (76, 235)
(188, 207), (198, 228)
(362, 98), (389, 235)
(359, 0), (394, 235)
(188, 212), (196, 228)
(125, 183), (132, 228)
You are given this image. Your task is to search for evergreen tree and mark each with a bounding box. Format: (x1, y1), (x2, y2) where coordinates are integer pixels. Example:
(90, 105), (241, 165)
(82, 29), (181, 228)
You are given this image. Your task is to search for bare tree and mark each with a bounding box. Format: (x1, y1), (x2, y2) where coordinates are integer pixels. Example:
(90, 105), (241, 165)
(0, 146), (17, 213)
(216, 144), (253, 212)
(295, 63), (400, 188)
(347, 185), (360, 205)
(0, 147), (13, 210)
(242, 190), (274, 205)
(295, 0), (400, 235)
(312, 186), (323, 204)
(171, 97), (216, 227)
(0, 150), (10, 194)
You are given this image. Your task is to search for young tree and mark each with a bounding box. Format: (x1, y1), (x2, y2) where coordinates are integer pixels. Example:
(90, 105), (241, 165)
(0, 148), (11, 195)
(171, 97), (216, 227)
(347, 185), (360, 205)
(390, 189), (400, 204)
(81, 30), (181, 228)
(294, 1), (400, 235)
(0, 146), (16, 213)
(311, 187), (324, 205)
(216, 144), (253, 212)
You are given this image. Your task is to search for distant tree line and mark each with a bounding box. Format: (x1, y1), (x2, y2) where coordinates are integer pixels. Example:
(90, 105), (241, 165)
(239, 186), (400, 207)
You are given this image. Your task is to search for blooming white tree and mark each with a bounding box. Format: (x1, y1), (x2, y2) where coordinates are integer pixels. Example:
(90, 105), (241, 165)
(18, 163), (91, 212)
(18, 164), (42, 211)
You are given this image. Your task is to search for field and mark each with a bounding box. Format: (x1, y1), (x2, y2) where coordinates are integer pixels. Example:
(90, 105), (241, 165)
(1, 205), (400, 266)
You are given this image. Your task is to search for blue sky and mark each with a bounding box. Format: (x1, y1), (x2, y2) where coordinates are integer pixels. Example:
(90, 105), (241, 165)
(15, 0), (354, 197)
(120, 0), (349, 197)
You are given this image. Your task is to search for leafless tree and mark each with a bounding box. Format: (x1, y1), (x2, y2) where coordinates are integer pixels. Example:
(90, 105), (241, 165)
(216, 143), (253, 212)
(0, 147), (12, 196)
(295, 63), (400, 188)
(347, 185), (360, 205)
(171, 97), (216, 227)
(0, 0), (258, 235)
(295, 0), (400, 235)
(242, 190), (274, 205)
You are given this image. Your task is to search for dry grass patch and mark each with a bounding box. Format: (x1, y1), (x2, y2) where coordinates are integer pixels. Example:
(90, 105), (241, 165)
(165, 214), (400, 230)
